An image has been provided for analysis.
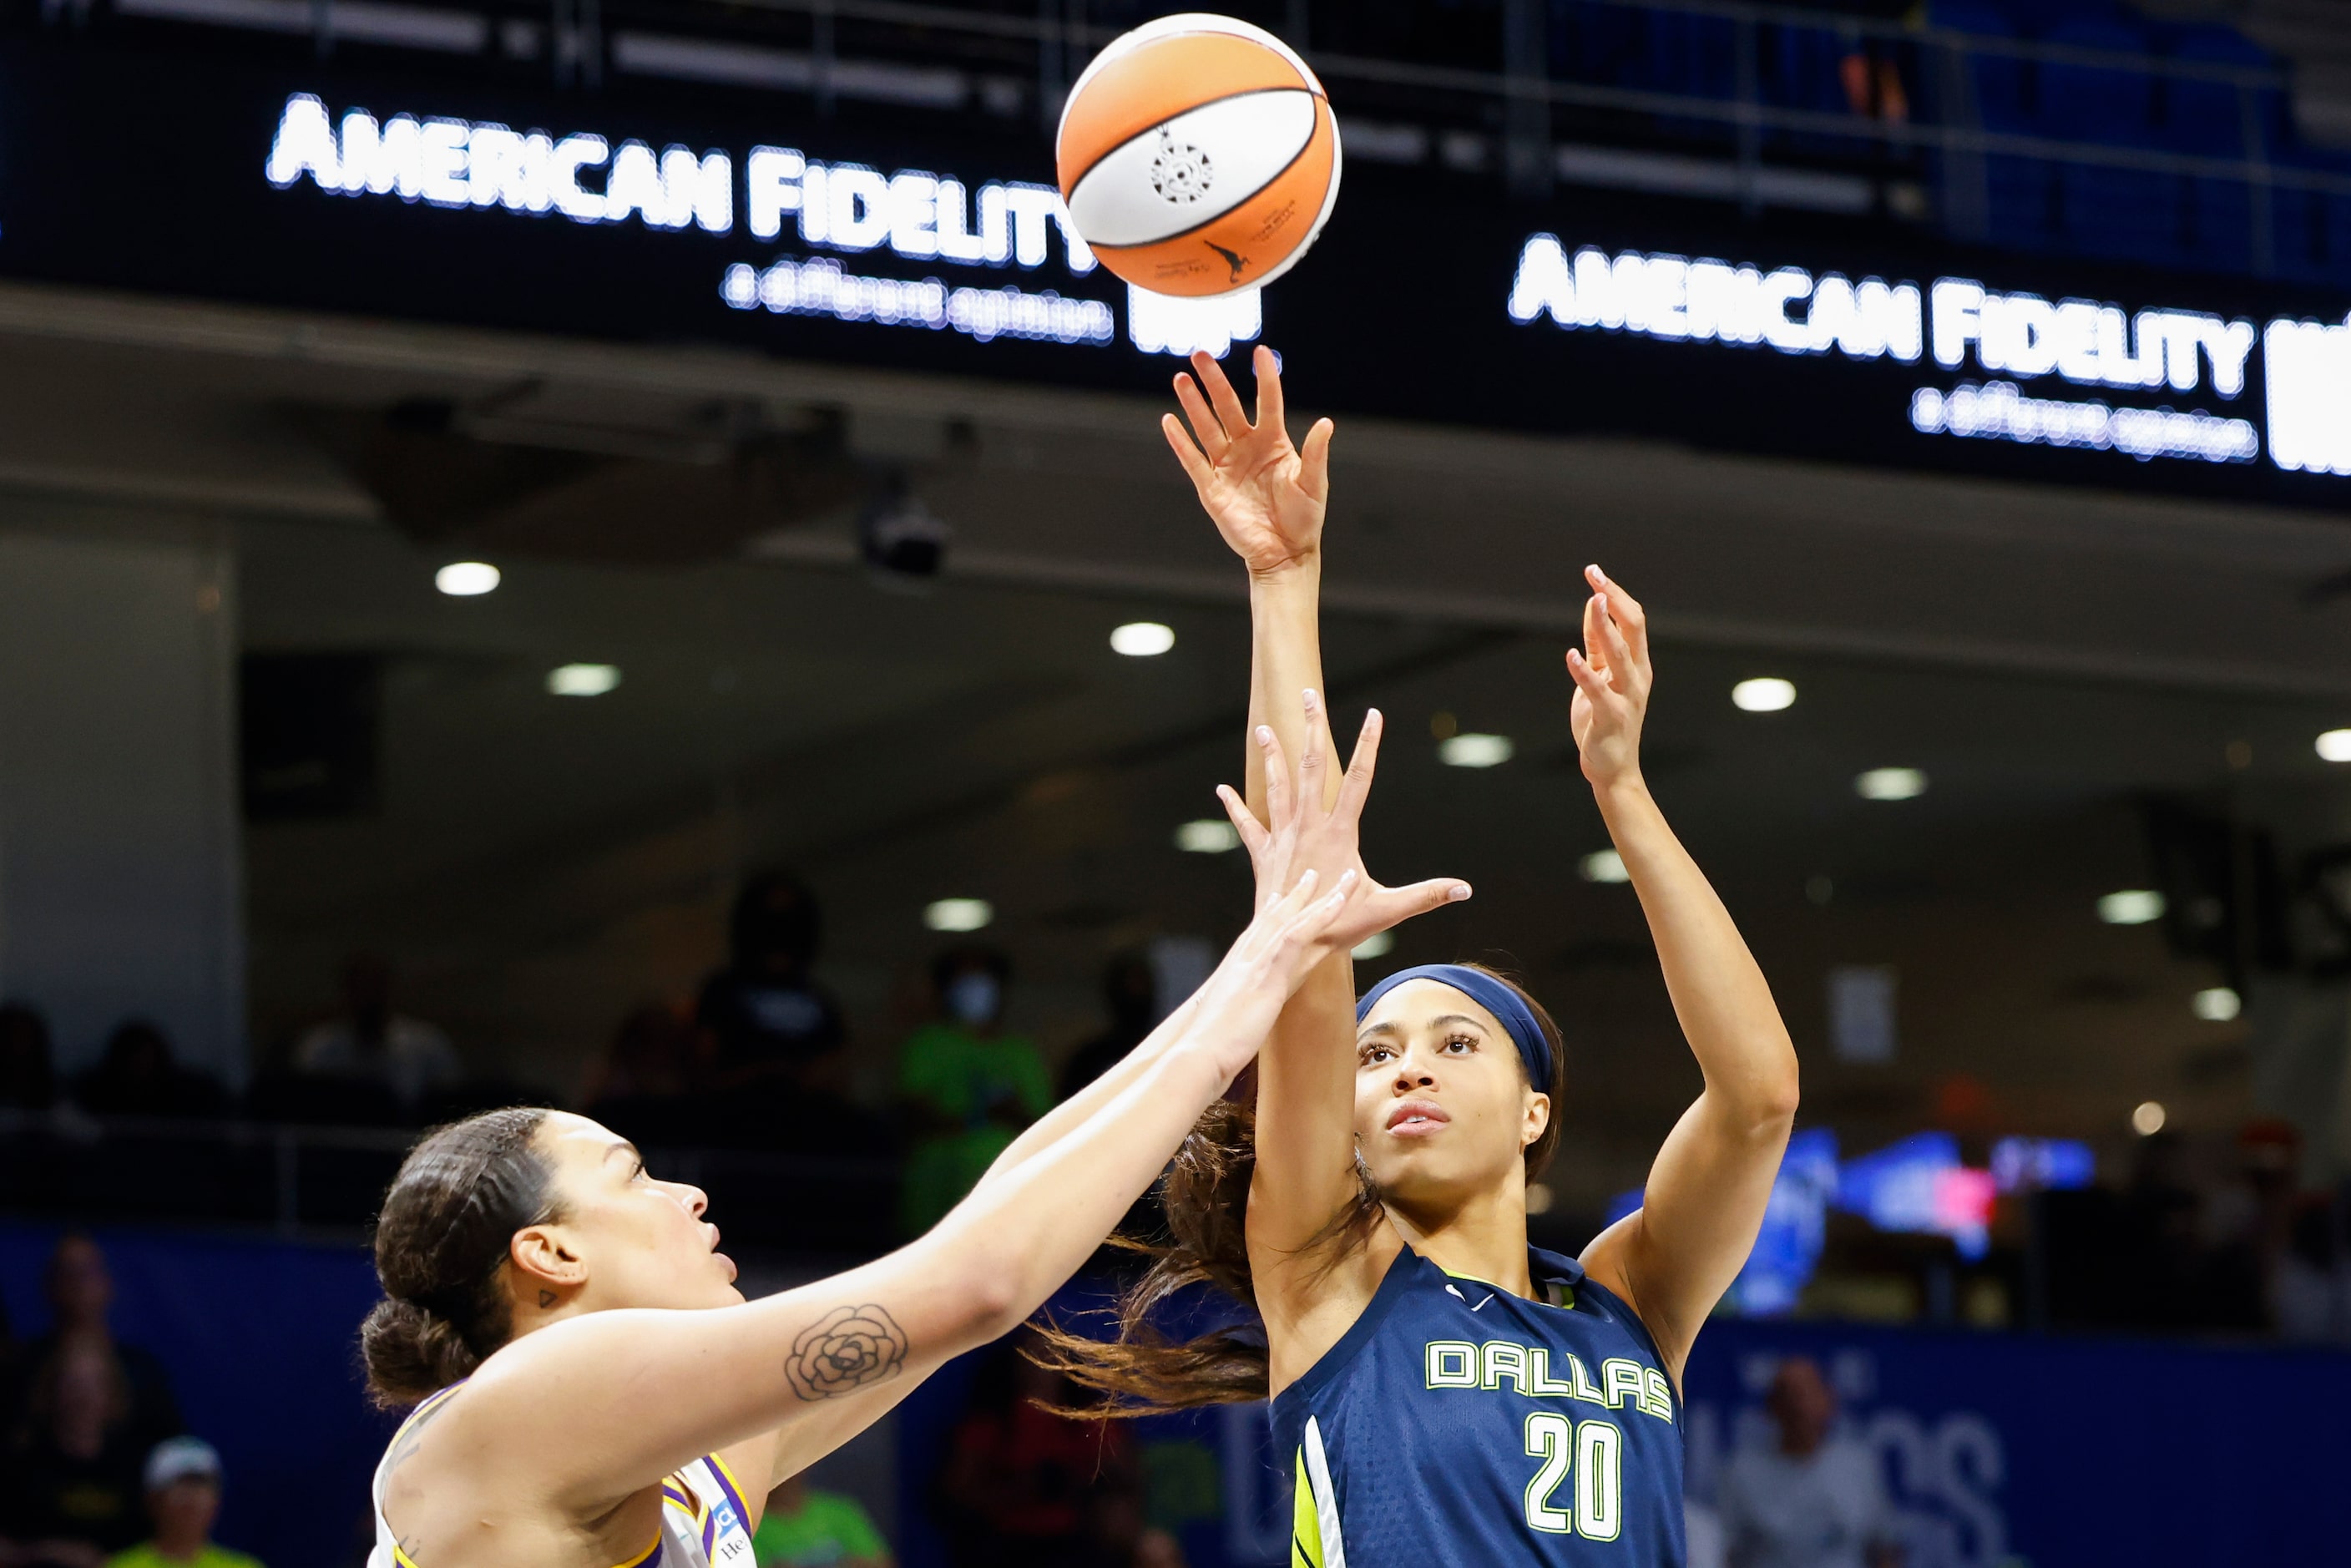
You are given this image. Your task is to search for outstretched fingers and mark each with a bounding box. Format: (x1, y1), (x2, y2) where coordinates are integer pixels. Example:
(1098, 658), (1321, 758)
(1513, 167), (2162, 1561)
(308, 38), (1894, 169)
(1251, 345), (1287, 443)
(1579, 589), (1612, 683)
(1160, 412), (1215, 490)
(1299, 417), (1334, 504)
(1586, 564), (1650, 670)
(1255, 723), (1296, 836)
(1215, 783), (1270, 860)
(1173, 372), (1229, 461)
(1368, 877), (1474, 929)
(1565, 645), (1614, 705)
(1272, 868), (1359, 961)
(1332, 707), (1383, 828)
(1192, 350), (1254, 444)
(1593, 596), (1637, 695)
(1293, 690), (1333, 812)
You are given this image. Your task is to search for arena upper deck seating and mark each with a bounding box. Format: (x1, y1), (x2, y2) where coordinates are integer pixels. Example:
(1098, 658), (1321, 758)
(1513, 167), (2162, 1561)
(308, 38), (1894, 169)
(1519, 0), (2351, 285)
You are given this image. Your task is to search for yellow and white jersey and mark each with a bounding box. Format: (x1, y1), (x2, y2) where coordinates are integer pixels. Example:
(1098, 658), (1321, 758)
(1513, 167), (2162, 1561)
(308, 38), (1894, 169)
(369, 1385), (760, 1568)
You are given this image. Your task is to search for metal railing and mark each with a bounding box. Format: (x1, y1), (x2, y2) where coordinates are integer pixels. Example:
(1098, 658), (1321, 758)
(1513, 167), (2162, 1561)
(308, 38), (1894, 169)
(0, 1108), (901, 1252)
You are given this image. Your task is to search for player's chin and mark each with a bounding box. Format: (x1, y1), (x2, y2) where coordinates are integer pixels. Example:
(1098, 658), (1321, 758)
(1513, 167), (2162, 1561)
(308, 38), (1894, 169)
(1366, 1151), (1455, 1200)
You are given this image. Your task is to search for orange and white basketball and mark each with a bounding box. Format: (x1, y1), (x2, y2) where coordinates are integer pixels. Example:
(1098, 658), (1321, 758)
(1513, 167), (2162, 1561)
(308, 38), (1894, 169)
(1056, 14), (1341, 299)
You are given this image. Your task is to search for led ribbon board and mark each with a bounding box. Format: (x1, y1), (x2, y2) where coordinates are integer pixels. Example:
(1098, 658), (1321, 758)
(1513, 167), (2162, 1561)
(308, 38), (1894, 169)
(0, 43), (2343, 509)
(262, 92), (1261, 358)
(1509, 234), (2351, 476)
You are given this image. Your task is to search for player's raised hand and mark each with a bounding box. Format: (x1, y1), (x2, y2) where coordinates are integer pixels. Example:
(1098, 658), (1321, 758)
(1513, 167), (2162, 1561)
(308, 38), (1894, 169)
(1162, 344), (1333, 579)
(1567, 564), (1653, 792)
(1181, 862), (1359, 1083)
(1216, 691), (1470, 953)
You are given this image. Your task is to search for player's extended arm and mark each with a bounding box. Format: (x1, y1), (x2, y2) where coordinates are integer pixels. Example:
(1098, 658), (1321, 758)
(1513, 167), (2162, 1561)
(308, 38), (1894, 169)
(436, 862), (1359, 1521)
(1161, 346), (1336, 805)
(1566, 567), (1801, 1381)
(1164, 351), (1459, 1378)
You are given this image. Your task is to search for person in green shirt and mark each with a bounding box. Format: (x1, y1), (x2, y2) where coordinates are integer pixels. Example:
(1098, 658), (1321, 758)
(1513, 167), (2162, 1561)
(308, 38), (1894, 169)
(896, 945), (1051, 1236)
(751, 1475), (890, 1568)
(104, 1438), (261, 1568)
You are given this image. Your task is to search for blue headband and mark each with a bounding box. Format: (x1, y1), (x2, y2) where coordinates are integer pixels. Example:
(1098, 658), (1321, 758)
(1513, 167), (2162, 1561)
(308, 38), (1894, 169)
(1355, 964), (1554, 1088)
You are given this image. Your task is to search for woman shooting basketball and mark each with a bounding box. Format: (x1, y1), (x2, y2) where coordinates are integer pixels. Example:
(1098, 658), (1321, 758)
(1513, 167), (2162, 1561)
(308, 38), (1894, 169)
(1045, 347), (1800, 1567)
(354, 699), (1466, 1568)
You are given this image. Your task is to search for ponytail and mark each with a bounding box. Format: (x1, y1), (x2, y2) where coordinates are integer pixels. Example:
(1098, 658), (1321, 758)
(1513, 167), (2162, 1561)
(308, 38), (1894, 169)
(362, 1107), (560, 1408)
(1031, 1080), (1383, 1414)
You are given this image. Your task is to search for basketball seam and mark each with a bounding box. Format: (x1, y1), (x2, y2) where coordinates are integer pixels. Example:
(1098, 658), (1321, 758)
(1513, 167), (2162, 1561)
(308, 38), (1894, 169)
(1063, 24), (1324, 110)
(1080, 98), (1332, 258)
(1062, 83), (1324, 204)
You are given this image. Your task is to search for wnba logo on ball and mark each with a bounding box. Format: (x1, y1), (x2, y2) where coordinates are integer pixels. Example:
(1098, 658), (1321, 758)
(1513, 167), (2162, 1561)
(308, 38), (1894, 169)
(1149, 131), (1214, 205)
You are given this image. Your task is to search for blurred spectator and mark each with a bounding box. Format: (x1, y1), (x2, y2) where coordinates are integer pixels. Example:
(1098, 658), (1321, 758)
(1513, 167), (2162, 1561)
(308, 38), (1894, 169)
(581, 1003), (702, 1148)
(291, 953), (459, 1109)
(934, 1333), (1137, 1568)
(104, 1438), (259, 1568)
(1718, 1358), (1899, 1568)
(0, 1004), (58, 1111)
(698, 873), (846, 1088)
(1055, 953), (1157, 1103)
(2275, 1191), (2351, 1345)
(70, 1024), (227, 1121)
(752, 1474), (890, 1568)
(9, 1236), (184, 1457)
(583, 1003), (698, 1105)
(0, 1341), (152, 1566)
(897, 946), (1049, 1237)
(2187, 1120), (2299, 1330)
(1129, 1532), (1185, 1568)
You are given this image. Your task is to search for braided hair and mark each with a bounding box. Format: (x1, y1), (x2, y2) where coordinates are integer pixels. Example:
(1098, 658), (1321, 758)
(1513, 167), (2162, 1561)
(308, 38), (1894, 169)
(360, 1108), (563, 1407)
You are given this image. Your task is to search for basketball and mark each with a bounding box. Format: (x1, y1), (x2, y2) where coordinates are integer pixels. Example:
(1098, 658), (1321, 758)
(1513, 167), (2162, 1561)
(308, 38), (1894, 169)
(1055, 13), (1342, 299)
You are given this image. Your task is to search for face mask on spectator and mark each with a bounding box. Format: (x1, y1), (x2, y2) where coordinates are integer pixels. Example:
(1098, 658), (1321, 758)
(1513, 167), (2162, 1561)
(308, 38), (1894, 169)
(946, 974), (1000, 1029)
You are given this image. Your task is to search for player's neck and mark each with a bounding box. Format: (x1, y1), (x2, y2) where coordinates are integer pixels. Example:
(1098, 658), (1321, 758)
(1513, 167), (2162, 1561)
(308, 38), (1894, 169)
(1386, 1183), (1533, 1297)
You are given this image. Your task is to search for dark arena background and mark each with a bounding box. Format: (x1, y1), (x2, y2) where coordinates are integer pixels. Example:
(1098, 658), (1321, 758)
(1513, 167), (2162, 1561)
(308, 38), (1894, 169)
(0, 2), (2348, 1565)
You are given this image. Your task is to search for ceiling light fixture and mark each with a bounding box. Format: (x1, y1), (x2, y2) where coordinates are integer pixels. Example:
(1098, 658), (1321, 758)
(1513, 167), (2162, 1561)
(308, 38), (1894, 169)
(2097, 890), (2166, 926)
(1175, 819), (1240, 854)
(435, 561), (500, 596)
(1579, 849), (1630, 883)
(1110, 621), (1176, 656)
(1854, 767), (1927, 801)
(1732, 677), (1797, 712)
(1438, 733), (1514, 768)
(547, 663), (620, 697)
(2193, 986), (2241, 1022)
(923, 898), (993, 933)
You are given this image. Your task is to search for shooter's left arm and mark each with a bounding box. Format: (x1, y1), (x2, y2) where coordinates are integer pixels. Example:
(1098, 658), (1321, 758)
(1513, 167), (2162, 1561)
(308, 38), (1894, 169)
(1568, 569), (1799, 1383)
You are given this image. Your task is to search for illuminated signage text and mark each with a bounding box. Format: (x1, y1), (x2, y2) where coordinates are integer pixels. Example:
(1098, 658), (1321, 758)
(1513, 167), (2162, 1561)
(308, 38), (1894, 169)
(1506, 235), (2349, 472)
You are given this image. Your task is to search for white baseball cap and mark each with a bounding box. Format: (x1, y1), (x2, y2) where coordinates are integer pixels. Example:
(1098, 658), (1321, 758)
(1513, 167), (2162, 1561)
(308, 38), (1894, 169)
(144, 1437), (224, 1491)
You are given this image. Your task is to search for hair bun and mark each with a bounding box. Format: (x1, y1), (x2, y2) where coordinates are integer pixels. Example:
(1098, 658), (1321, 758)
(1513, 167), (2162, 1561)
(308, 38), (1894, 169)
(361, 1296), (482, 1408)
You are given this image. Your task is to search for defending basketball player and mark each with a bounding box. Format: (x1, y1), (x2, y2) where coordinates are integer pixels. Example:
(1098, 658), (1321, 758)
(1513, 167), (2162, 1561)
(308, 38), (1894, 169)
(354, 698), (1469, 1568)
(1043, 347), (1800, 1565)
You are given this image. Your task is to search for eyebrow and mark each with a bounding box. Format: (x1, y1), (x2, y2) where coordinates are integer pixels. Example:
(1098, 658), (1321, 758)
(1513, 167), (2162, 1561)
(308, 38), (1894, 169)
(603, 1142), (644, 1168)
(1357, 1014), (1487, 1040)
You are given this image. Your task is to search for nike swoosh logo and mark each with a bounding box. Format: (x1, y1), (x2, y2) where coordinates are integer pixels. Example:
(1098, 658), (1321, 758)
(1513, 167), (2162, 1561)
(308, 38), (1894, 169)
(1472, 1293), (1496, 1313)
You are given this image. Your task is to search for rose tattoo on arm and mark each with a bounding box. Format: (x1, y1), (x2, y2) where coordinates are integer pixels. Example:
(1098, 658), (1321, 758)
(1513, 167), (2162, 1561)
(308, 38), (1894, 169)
(786, 1304), (909, 1401)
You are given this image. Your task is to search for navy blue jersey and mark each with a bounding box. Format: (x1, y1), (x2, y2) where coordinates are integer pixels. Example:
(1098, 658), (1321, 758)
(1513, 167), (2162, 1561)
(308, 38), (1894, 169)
(1272, 1245), (1684, 1568)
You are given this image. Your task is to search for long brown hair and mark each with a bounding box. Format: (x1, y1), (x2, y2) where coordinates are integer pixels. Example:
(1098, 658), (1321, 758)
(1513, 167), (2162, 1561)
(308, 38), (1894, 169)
(360, 1108), (563, 1408)
(1033, 964), (1566, 1415)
